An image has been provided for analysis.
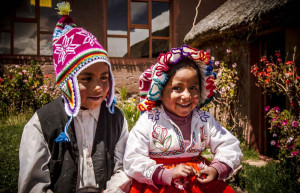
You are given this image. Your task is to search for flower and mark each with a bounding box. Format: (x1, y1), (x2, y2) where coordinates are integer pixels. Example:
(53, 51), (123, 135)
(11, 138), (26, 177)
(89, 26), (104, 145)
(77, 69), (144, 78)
(232, 63), (237, 68)
(292, 120), (298, 127)
(265, 106), (270, 112)
(271, 140), (276, 146)
(285, 61), (293, 65)
(226, 49), (231, 53)
(211, 56), (215, 61)
(287, 137), (293, 143)
(282, 120), (287, 125)
(291, 151), (299, 156)
(273, 133), (277, 137)
(274, 106), (280, 113)
(214, 61), (220, 66)
(23, 79), (28, 83)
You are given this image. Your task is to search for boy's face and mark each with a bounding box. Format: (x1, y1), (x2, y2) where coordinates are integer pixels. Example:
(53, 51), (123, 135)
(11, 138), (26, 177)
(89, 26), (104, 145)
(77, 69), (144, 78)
(77, 62), (110, 110)
(161, 67), (200, 117)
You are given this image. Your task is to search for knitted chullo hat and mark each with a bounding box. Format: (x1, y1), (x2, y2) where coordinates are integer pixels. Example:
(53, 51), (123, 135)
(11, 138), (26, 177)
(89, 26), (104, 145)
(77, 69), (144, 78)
(53, 2), (116, 142)
(138, 45), (216, 112)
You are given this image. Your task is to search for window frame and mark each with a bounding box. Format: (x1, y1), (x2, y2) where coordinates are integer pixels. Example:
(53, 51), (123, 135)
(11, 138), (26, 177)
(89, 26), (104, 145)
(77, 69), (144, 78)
(0, 0), (57, 56)
(106, 0), (172, 58)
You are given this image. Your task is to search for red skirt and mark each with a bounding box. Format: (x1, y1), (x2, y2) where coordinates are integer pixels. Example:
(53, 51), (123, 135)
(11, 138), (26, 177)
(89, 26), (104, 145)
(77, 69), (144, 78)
(129, 156), (235, 193)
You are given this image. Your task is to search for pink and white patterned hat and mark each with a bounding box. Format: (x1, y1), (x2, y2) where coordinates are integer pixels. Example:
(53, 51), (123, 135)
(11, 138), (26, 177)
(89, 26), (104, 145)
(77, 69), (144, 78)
(138, 45), (216, 112)
(52, 2), (115, 142)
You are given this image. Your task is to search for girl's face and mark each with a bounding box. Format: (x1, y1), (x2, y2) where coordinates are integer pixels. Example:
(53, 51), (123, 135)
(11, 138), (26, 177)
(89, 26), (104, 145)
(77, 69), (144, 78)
(161, 67), (200, 117)
(77, 62), (110, 110)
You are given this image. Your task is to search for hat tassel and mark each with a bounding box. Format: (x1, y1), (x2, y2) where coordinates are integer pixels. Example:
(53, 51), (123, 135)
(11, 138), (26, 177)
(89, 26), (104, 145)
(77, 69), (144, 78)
(56, 1), (72, 15)
(55, 115), (73, 143)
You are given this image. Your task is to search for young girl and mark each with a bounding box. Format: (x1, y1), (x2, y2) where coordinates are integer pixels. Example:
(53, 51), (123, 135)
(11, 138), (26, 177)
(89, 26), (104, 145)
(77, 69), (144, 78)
(18, 2), (130, 193)
(123, 45), (243, 192)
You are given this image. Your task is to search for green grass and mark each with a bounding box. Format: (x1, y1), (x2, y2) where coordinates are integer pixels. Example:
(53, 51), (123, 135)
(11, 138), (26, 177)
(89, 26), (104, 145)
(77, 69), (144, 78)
(0, 111), (32, 193)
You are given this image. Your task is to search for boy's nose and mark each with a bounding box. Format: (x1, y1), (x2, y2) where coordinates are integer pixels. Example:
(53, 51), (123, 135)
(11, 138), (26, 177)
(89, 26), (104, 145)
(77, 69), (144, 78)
(93, 81), (103, 92)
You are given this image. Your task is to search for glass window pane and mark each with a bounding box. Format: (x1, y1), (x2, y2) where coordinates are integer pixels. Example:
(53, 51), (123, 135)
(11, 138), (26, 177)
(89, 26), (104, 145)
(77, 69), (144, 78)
(130, 28), (149, 58)
(14, 22), (37, 55)
(40, 34), (52, 55)
(0, 32), (10, 54)
(107, 0), (127, 35)
(152, 2), (169, 37)
(107, 37), (127, 57)
(152, 39), (169, 58)
(0, 16), (10, 29)
(131, 2), (148, 25)
(40, 0), (62, 31)
(16, 0), (35, 18)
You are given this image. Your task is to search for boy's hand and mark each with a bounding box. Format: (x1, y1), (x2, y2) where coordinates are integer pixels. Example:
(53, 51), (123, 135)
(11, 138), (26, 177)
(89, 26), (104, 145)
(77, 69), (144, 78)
(172, 164), (195, 179)
(196, 166), (218, 183)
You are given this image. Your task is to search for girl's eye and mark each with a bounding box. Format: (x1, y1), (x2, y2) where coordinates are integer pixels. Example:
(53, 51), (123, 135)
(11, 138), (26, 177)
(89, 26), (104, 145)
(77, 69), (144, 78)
(173, 87), (181, 91)
(190, 86), (198, 90)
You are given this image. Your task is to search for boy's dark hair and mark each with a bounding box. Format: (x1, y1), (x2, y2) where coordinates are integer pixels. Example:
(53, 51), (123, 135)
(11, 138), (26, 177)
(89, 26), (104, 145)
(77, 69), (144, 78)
(156, 57), (202, 107)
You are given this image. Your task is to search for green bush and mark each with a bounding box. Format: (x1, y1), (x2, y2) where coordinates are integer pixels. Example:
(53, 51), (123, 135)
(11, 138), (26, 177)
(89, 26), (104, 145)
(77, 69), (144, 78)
(232, 161), (300, 193)
(116, 87), (140, 130)
(0, 61), (55, 117)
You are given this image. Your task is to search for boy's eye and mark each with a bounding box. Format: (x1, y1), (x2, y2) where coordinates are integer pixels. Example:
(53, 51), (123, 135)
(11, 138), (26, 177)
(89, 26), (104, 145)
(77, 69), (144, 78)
(100, 76), (109, 81)
(80, 77), (91, 82)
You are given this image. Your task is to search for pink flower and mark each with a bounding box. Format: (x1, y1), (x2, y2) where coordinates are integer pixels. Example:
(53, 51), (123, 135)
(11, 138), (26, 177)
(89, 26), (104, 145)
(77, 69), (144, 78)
(273, 133), (277, 137)
(291, 151), (299, 156)
(226, 49), (231, 53)
(272, 118), (276, 122)
(232, 63), (237, 68)
(292, 120), (298, 127)
(23, 79), (27, 83)
(214, 61), (220, 66)
(274, 106), (280, 113)
(270, 140), (276, 146)
(18, 72), (22, 75)
(282, 120), (287, 125)
(265, 106), (270, 112)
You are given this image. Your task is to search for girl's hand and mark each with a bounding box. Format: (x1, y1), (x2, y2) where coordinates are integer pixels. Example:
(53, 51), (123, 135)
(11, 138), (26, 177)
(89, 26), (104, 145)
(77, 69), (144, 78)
(196, 166), (218, 183)
(172, 164), (195, 179)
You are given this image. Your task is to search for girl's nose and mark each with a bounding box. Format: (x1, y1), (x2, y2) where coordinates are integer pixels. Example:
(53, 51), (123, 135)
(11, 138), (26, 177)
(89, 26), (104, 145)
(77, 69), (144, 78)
(181, 89), (191, 99)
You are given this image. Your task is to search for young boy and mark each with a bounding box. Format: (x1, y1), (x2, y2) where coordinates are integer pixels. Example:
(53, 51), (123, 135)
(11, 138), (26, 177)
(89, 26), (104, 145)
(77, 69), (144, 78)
(18, 2), (130, 193)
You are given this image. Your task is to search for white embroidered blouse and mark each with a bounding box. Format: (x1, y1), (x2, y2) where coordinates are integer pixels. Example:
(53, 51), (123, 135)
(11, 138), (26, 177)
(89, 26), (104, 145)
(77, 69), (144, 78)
(123, 106), (243, 187)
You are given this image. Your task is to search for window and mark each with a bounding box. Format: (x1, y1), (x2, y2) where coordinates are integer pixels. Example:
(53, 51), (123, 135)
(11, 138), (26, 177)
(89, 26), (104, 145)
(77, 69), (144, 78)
(107, 0), (171, 58)
(0, 0), (61, 55)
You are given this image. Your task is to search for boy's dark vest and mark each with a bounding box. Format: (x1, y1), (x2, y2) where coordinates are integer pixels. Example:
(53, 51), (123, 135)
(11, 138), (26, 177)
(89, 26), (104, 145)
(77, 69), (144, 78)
(37, 97), (124, 193)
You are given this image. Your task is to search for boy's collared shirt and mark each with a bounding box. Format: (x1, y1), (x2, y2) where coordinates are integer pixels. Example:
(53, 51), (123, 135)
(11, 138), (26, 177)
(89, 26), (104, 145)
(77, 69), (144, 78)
(74, 107), (100, 192)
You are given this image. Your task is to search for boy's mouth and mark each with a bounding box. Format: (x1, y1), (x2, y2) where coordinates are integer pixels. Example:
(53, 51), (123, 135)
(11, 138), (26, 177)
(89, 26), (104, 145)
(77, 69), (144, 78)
(88, 96), (102, 101)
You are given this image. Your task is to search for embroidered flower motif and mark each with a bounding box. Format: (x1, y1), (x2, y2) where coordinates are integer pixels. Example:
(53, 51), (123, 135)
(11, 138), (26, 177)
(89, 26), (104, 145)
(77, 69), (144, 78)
(76, 30), (101, 46)
(54, 34), (80, 64)
(147, 109), (160, 121)
(152, 126), (172, 152)
(145, 165), (156, 179)
(200, 112), (210, 122)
